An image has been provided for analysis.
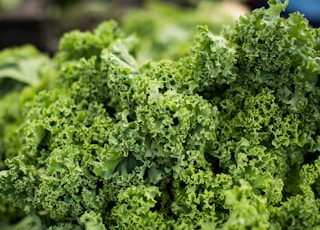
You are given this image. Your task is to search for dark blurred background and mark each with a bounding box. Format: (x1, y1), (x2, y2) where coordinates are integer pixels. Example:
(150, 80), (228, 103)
(247, 0), (320, 28)
(0, 0), (319, 55)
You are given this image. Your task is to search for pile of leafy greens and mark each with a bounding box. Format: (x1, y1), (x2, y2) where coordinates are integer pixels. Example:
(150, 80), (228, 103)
(0, 45), (54, 226)
(0, 0), (320, 229)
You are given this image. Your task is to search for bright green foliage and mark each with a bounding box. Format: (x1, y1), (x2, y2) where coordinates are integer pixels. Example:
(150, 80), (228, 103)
(228, 0), (320, 112)
(222, 180), (270, 229)
(1, 0), (320, 229)
(0, 45), (54, 224)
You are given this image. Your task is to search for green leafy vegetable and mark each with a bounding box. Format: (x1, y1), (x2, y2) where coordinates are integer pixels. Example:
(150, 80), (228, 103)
(0, 45), (54, 224)
(0, 0), (320, 229)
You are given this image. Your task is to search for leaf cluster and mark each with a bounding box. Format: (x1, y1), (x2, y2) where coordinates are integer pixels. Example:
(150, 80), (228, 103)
(0, 0), (320, 229)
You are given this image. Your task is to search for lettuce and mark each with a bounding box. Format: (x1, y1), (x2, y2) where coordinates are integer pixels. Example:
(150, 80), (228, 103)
(0, 0), (320, 229)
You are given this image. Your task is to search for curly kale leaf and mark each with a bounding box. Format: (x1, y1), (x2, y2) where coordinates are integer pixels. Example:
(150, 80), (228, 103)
(0, 45), (55, 224)
(0, 20), (219, 228)
(1, 1), (320, 229)
(228, 0), (320, 111)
